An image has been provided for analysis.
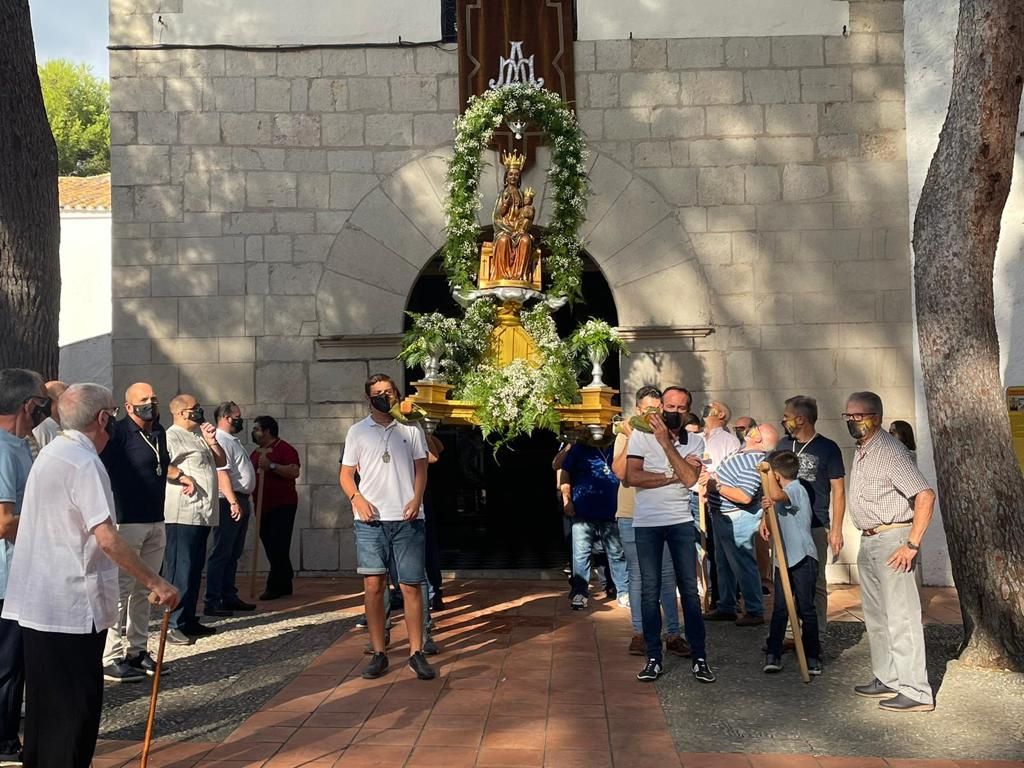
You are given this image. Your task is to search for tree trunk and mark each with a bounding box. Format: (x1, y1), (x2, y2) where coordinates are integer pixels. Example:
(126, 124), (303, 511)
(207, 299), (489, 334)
(913, 0), (1024, 670)
(0, 0), (60, 376)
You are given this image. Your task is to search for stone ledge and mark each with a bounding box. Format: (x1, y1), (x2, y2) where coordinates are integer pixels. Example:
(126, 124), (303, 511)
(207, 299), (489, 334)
(315, 334), (402, 361)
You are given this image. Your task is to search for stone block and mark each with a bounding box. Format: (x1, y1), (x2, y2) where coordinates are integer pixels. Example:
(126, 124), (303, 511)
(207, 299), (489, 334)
(283, 149), (327, 173)
(846, 160), (909, 202)
(725, 38), (770, 68)
(114, 297), (178, 339)
(744, 166), (780, 204)
(690, 233), (732, 265)
(754, 260), (833, 294)
(413, 113), (456, 147)
(111, 146), (170, 185)
(743, 70), (801, 104)
(836, 259), (910, 292)
(862, 131), (905, 161)
(110, 112), (137, 145)
(112, 267), (151, 298)
(347, 78), (391, 111)
(269, 263), (322, 295)
(633, 142), (672, 168)
(177, 297), (245, 337)
(633, 168), (698, 206)
(257, 336), (315, 362)
(150, 265), (218, 297)
(834, 201), (908, 229)
(366, 114), (413, 146)
(708, 205), (755, 232)
(876, 32), (904, 64)
(782, 164), (831, 201)
(755, 137), (815, 163)
(797, 229), (861, 262)
(112, 338), (151, 366)
(853, 66), (904, 101)
(706, 105), (764, 136)
(180, 50), (225, 77)
(366, 48), (415, 76)
(629, 39), (666, 69)
(178, 362), (254, 405)
(765, 104), (819, 135)
(322, 114), (365, 147)
(151, 338), (219, 365)
(114, 238), (178, 266)
(699, 167), (745, 206)
(111, 78), (165, 111)
(164, 78), (203, 112)
(595, 40), (631, 70)
(603, 109), (652, 140)
(850, 2), (904, 33)
(650, 107), (705, 139)
(218, 264), (245, 295)
(757, 202), (833, 231)
(190, 147), (234, 171)
(310, 486), (349, 532)
(706, 264), (753, 296)
(294, 174), (329, 210)
(212, 77), (255, 112)
(255, 362), (308, 403)
(690, 138), (756, 165)
(825, 34), (877, 65)
(179, 113), (220, 145)
(309, 361), (371, 403)
(801, 67), (853, 103)
(329, 173), (379, 210)
(323, 49), (367, 76)
(679, 71), (743, 105)
(218, 337), (255, 363)
(264, 235), (293, 262)
(821, 102), (905, 134)
(272, 113), (320, 147)
(619, 72), (679, 107)
(389, 76), (438, 112)
(210, 172), (245, 212)
(246, 172), (298, 208)
(276, 50), (322, 78)
(795, 291), (879, 323)
(818, 133), (861, 159)
(838, 321), (912, 350)
(667, 38), (724, 69)
(137, 112), (177, 145)
(259, 295), (314, 336)
(221, 114), (272, 145)
(225, 50), (276, 77)
(247, 263), (269, 294)
(133, 185), (182, 222)
(586, 73), (619, 108)
(761, 323), (838, 350)
(256, 78), (292, 112)
(772, 36), (824, 67)
(274, 212), (316, 234)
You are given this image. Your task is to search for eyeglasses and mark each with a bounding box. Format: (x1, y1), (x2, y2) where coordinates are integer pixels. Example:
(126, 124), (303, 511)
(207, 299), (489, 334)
(99, 407), (120, 419)
(842, 412), (878, 421)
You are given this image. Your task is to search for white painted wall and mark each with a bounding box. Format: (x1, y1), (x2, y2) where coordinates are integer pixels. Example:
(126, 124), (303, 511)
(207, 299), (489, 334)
(151, 0), (441, 46)
(58, 212), (112, 388)
(904, 0), (1024, 586)
(577, 0), (849, 40)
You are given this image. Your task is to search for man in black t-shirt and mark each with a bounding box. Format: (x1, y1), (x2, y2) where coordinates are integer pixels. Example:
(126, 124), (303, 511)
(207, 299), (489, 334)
(777, 395), (846, 632)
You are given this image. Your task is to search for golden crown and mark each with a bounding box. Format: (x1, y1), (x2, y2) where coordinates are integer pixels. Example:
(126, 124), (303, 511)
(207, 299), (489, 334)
(522, 186), (536, 198)
(501, 149), (526, 171)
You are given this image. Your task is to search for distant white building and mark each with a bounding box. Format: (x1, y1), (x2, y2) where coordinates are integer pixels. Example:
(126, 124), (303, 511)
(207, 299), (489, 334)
(58, 174), (112, 388)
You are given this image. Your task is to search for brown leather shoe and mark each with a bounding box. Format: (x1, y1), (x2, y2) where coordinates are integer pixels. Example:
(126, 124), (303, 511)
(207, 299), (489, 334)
(665, 635), (691, 657)
(735, 613), (765, 627)
(628, 634), (645, 655)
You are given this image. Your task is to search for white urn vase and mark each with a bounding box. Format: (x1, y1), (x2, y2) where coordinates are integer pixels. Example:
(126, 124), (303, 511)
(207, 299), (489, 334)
(587, 347), (607, 388)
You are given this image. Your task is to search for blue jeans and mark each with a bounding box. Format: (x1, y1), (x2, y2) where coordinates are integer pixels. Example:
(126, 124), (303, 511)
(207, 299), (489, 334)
(766, 556), (820, 659)
(618, 517), (680, 636)
(712, 511), (764, 617)
(635, 523), (706, 663)
(163, 523), (211, 630)
(569, 520), (628, 598)
(354, 520), (426, 583)
(205, 496), (251, 605)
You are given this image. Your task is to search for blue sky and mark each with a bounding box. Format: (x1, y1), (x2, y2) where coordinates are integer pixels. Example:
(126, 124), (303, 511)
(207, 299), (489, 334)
(31, 0), (109, 78)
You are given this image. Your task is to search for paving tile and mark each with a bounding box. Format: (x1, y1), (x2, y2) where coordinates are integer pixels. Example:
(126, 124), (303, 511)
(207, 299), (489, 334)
(202, 740), (282, 762)
(119, 741), (216, 768)
(333, 743), (413, 766)
(815, 758), (886, 768)
(415, 724), (484, 747)
(887, 761), (961, 768)
(476, 746), (546, 767)
(544, 748), (613, 767)
(350, 727), (422, 746)
(266, 726), (358, 764)
(406, 745), (480, 767)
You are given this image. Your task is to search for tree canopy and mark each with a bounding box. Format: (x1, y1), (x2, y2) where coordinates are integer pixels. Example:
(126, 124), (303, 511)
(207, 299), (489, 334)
(38, 58), (109, 177)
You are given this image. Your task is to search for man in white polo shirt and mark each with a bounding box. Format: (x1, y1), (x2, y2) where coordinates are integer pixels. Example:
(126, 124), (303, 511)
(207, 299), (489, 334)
(2, 383), (178, 768)
(626, 385), (713, 684)
(339, 373), (435, 682)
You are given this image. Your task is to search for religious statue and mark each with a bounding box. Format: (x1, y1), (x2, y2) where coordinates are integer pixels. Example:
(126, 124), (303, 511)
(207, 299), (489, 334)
(488, 149), (541, 285)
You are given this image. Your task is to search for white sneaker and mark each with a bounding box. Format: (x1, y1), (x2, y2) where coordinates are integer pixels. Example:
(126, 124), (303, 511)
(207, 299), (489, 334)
(617, 594), (630, 609)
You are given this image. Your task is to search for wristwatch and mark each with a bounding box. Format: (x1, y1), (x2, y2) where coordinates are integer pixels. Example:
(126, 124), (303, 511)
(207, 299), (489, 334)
(664, 467), (676, 480)
(269, 462), (278, 471)
(907, 540), (920, 551)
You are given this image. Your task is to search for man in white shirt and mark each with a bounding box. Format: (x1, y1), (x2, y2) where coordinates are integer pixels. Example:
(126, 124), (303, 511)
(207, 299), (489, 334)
(626, 385), (714, 684)
(2, 383), (178, 768)
(163, 393), (226, 645)
(339, 373), (435, 682)
(204, 401), (258, 617)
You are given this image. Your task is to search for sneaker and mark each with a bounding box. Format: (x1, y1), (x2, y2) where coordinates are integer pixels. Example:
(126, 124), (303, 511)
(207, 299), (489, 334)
(735, 613), (764, 627)
(665, 635), (691, 658)
(763, 654), (783, 673)
(636, 658), (662, 682)
(103, 661), (146, 683)
(408, 651), (437, 680)
(704, 609), (737, 621)
(0, 742), (22, 766)
(361, 652), (389, 679)
(355, 615), (369, 629)
(126, 651), (166, 677)
(807, 658), (823, 676)
(878, 693), (934, 712)
(165, 628), (195, 646)
(628, 634), (645, 656)
(184, 622), (216, 637)
(854, 678), (898, 698)
(570, 594), (588, 611)
(429, 594), (445, 612)
(692, 658), (716, 683)
(617, 594), (631, 609)
(362, 630), (391, 655)
(422, 637), (440, 656)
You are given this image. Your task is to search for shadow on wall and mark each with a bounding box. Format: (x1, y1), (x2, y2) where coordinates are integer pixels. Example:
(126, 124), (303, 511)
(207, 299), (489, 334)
(60, 333), (112, 389)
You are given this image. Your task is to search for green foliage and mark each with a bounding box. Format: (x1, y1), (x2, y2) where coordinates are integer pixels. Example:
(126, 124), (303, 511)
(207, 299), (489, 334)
(39, 59), (110, 176)
(569, 317), (628, 362)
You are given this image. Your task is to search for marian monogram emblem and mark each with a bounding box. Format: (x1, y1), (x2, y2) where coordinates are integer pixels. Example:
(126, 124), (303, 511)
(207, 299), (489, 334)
(488, 41), (545, 89)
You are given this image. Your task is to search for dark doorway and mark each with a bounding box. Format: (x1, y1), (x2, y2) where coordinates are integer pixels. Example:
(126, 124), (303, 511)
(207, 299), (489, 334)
(405, 249), (619, 571)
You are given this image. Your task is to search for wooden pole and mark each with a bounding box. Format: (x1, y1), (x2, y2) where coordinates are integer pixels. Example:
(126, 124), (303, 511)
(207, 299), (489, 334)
(764, 503), (810, 683)
(249, 448), (269, 600)
(697, 488), (712, 614)
(140, 607), (170, 768)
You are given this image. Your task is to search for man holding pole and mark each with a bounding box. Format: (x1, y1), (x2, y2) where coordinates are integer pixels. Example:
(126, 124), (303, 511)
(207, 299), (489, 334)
(250, 416), (301, 601)
(2, 383), (178, 768)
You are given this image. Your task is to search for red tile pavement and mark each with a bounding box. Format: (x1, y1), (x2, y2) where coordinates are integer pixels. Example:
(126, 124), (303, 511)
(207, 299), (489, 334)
(92, 579), (1006, 768)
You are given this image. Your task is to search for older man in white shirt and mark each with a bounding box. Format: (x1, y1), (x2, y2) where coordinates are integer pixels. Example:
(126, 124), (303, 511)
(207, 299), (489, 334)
(2, 383), (178, 768)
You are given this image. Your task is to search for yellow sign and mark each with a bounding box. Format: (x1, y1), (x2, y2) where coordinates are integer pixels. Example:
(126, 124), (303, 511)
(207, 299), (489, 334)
(1009, 387), (1024, 472)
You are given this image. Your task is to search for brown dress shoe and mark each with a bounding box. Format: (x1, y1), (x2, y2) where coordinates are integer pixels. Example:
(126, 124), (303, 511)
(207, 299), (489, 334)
(735, 613), (765, 627)
(665, 635), (691, 657)
(628, 634), (645, 655)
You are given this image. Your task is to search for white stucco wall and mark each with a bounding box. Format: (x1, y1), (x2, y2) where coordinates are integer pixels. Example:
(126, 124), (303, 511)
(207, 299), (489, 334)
(58, 212), (112, 388)
(149, 0), (440, 46)
(578, 0), (849, 39)
(904, 0), (1024, 586)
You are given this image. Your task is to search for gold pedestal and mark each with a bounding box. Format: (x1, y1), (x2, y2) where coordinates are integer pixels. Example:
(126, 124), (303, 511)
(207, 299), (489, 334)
(491, 301), (540, 368)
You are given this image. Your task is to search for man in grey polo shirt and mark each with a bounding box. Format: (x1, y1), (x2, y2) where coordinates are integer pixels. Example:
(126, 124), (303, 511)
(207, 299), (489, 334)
(836, 391), (937, 712)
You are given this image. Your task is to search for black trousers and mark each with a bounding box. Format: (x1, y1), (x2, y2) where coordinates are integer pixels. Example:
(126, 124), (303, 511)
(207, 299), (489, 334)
(205, 496), (251, 605)
(260, 504), (297, 595)
(423, 498), (443, 598)
(164, 523), (211, 630)
(23, 626), (106, 768)
(766, 556), (821, 659)
(0, 603), (24, 754)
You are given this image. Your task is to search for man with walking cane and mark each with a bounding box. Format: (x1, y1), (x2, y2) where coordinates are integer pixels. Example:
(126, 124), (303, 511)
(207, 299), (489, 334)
(2, 384), (178, 768)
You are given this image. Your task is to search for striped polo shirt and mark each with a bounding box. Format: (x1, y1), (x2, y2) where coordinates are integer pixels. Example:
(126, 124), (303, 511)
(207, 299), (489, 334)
(848, 429), (931, 530)
(715, 449), (767, 520)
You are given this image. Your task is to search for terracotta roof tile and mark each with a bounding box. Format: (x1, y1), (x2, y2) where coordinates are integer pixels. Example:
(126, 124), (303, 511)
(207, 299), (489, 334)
(58, 174), (111, 212)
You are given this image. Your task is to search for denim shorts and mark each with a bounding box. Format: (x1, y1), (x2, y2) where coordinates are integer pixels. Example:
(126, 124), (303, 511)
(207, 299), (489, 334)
(353, 519), (425, 583)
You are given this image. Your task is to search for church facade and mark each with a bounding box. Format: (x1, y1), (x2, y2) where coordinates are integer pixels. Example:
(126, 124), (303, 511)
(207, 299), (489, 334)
(105, 0), (1022, 585)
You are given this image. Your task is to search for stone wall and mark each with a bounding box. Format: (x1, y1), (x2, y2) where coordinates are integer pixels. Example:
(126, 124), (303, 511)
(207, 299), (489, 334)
(108, 0), (921, 581)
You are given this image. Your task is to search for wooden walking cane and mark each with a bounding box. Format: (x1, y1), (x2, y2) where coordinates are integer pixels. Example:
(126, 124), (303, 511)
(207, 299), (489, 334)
(249, 448), (270, 600)
(140, 604), (171, 768)
(697, 485), (712, 614)
(763, 496), (811, 684)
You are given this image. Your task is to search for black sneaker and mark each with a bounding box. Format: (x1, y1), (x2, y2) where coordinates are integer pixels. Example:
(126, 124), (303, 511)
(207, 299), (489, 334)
(429, 594), (445, 612)
(636, 658), (662, 682)
(184, 622), (216, 637)
(763, 654), (783, 673)
(422, 637), (440, 656)
(807, 658), (823, 676)
(570, 594), (587, 611)
(126, 651), (166, 677)
(355, 615), (368, 628)
(103, 661), (146, 683)
(362, 652), (389, 679)
(692, 658), (716, 683)
(203, 602), (233, 618)
(408, 651), (436, 680)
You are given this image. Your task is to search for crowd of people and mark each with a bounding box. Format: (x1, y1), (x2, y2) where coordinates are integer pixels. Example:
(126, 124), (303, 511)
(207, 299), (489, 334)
(553, 384), (937, 713)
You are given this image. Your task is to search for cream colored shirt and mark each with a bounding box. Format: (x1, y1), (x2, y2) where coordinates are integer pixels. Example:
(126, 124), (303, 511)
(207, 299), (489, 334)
(614, 433), (635, 518)
(164, 425), (219, 527)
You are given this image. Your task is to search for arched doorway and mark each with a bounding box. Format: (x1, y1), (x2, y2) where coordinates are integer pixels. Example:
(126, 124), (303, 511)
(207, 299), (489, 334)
(403, 248), (619, 572)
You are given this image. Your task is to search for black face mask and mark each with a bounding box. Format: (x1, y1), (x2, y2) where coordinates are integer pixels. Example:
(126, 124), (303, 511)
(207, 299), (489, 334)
(133, 403), (157, 422)
(103, 413), (116, 438)
(229, 417), (244, 434)
(187, 407), (205, 424)
(662, 411), (683, 431)
(30, 399), (51, 428)
(370, 393), (392, 414)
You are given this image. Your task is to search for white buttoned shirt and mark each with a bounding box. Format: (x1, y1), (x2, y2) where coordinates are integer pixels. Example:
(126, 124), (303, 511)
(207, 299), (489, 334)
(1, 430), (118, 634)
(215, 428), (257, 498)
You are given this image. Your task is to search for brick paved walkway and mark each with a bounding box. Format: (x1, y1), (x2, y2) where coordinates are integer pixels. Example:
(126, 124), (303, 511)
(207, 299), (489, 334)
(92, 579), (1021, 768)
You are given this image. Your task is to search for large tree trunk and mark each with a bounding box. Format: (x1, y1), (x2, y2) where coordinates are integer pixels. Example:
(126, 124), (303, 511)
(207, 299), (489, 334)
(0, 0), (60, 376)
(913, 0), (1024, 670)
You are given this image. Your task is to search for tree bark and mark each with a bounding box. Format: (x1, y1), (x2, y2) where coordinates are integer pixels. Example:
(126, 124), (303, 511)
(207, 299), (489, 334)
(0, 0), (60, 376)
(913, 0), (1024, 670)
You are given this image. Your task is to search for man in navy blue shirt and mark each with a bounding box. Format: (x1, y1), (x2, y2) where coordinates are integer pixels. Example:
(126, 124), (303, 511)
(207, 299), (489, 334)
(560, 436), (627, 610)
